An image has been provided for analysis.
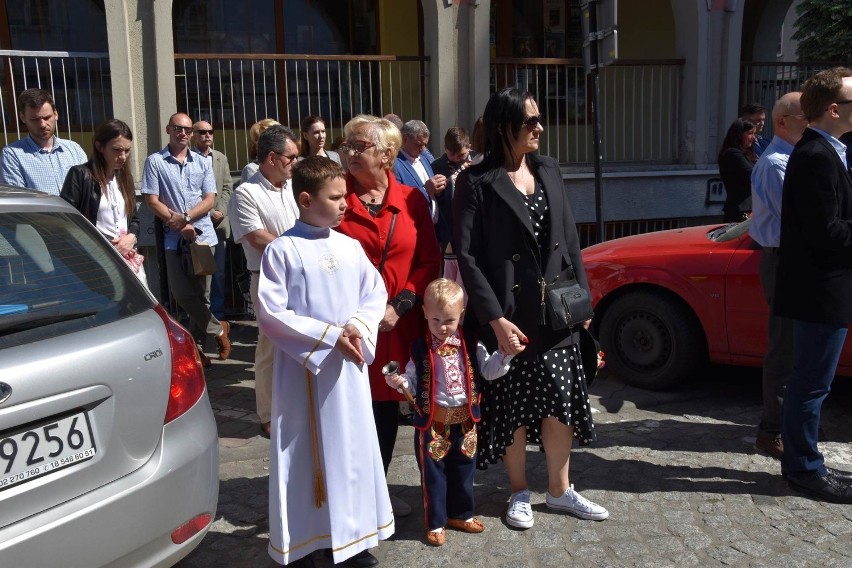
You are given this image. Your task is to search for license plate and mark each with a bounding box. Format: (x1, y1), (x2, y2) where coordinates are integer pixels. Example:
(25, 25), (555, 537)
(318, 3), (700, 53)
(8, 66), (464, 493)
(0, 411), (97, 491)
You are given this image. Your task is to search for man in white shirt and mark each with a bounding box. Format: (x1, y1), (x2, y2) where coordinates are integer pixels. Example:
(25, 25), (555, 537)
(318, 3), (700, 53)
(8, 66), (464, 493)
(228, 125), (300, 438)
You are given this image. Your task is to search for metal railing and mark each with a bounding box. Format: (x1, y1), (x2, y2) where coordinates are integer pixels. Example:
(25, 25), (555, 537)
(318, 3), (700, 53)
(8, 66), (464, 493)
(0, 50), (112, 148)
(491, 58), (684, 164)
(739, 61), (843, 139)
(578, 217), (694, 249)
(175, 54), (429, 171)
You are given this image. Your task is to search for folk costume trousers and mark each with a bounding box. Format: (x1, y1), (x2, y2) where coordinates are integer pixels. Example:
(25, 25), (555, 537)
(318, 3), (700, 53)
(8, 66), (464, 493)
(414, 420), (476, 531)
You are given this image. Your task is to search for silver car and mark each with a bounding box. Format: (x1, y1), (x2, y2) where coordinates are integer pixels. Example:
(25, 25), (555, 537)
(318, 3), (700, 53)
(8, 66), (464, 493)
(0, 187), (218, 567)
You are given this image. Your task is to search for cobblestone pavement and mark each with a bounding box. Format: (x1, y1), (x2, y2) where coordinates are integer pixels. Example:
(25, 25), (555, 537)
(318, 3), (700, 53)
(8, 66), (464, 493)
(176, 322), (852, 568)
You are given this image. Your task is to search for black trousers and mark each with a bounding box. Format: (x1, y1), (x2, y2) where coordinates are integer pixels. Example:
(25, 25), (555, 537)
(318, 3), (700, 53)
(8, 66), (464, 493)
(372, 401), (399, 474)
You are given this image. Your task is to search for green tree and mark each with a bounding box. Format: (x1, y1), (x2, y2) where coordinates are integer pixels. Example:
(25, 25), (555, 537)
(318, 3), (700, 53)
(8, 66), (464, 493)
(793, 0), (852, 61)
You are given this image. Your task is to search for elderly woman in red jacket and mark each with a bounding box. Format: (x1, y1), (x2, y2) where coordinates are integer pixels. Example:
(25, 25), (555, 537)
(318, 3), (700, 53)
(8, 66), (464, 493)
(336, 114), (441, 514)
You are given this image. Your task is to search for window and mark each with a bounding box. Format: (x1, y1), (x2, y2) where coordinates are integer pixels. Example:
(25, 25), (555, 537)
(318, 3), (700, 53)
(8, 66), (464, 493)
(3, 0), (107, 52)
(492, 0), (583, 59)
(172, 0), (378, 55)
(0, 211), (150, 350)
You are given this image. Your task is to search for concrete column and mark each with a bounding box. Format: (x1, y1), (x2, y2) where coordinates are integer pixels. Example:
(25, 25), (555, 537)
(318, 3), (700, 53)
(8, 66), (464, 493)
(469, 0), (491, 124)
(104, 0), (177, 178)
(672, 0), (744, 166)
(422, 1), (488, 148)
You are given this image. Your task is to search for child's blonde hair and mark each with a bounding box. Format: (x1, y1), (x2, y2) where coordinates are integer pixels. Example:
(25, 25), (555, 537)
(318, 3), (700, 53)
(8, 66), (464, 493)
(424, 278), (465, 310)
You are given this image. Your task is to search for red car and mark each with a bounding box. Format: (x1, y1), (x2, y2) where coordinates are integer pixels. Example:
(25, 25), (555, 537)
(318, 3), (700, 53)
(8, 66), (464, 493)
(581, 219), (852, 390)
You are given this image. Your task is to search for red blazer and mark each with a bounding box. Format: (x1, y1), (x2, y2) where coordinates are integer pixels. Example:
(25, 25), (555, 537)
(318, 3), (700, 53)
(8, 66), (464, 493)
(337, 170), (441, 400)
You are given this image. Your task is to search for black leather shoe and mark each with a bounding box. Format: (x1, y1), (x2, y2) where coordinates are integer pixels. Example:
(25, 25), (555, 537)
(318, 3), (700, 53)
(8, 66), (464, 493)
(826, 466), (852, 483)
(338, 550), (378, 567)
(786, 471), (852, 504)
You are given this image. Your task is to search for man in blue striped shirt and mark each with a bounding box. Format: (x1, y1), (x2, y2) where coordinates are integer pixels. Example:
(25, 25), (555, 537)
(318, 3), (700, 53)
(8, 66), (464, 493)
(142, 112), (231, 367)
(0, 89), (87, 194)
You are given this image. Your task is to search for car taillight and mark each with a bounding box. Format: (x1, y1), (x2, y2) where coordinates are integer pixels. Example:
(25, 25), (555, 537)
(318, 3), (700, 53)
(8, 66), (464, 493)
(154, 305), (206, 424)
(171, 513), (213, 544)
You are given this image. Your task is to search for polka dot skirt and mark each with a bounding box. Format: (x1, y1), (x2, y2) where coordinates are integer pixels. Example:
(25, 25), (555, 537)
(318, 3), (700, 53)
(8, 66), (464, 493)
(477, 343), (597, 468)
(476, 178), (596, 469)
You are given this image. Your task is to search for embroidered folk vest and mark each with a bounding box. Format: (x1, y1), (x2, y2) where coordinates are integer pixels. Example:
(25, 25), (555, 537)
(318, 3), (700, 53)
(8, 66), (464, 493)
(410, 331), (481, 431)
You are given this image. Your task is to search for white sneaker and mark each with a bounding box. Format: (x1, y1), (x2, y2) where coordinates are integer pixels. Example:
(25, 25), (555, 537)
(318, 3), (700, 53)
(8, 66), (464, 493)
(390, 494), (411, 517)
(545, 484), (609, 520)
(505, 489), (534, 529)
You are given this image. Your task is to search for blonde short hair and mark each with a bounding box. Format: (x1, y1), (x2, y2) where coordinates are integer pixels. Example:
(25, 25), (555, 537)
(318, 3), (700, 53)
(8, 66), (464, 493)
(248, 118), (280, 160)
(343, 114), (401, 167)
(424, 278), (465, 310)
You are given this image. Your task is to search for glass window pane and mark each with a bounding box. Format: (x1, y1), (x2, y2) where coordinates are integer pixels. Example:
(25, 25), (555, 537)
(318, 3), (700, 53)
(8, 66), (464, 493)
(173, 0), (276, 53)
(4, 0), (107, 52)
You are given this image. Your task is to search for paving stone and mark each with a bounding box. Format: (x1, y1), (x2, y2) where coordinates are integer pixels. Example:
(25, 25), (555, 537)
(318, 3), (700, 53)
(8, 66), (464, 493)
(174, 324), (852, 567)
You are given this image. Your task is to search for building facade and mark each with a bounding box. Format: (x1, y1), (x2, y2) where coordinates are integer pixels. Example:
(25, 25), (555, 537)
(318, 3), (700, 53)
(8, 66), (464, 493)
(0, 0), (809, 227)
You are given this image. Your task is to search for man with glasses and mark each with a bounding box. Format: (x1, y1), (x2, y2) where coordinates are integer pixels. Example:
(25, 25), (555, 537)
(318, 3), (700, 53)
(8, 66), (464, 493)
(774, 68), (852, 503)
(0, 88), (87, 194)
(228, 125), (300, 438)
(142, 112), (231, 367)
(192, 120), (233, 320)
(749, 91), (808, 461)
(741, 102), (769, 157)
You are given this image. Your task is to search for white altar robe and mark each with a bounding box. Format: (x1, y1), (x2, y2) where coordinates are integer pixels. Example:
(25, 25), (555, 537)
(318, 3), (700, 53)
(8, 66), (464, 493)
(258, 220), (393, 565)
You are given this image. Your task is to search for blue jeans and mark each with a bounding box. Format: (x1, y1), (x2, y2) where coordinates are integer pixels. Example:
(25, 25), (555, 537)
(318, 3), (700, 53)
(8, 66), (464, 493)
(781, 320), (847, 477)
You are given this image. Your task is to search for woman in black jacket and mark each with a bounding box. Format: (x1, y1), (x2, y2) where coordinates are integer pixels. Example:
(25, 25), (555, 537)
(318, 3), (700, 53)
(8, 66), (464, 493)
(61, 119), (143, 274)
(718, 117), (758, 222)
(453, 88), (608, 529)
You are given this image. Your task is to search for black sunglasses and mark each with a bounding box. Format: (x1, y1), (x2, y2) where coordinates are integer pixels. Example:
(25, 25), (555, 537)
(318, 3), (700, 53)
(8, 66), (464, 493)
(522, 115), (543, 132)
(169, 124), (193, 134)
(194, 129), (214, 135)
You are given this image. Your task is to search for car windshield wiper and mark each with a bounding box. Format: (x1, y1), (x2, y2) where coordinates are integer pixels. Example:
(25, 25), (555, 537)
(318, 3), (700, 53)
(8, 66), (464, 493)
(0, 310), (97, 335)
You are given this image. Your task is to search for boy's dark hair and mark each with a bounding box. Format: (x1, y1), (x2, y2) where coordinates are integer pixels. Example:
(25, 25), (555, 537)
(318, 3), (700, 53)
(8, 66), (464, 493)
(739, 102), (766, 117)
(444, 126), (470, 154)
(292, 155), (346, 200)
(17, 88), (55, 114)
(800, 67), (852, 122)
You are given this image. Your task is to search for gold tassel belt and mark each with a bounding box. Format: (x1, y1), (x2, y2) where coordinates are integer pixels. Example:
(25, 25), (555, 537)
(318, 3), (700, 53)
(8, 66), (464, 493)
(305, 369), (326, 508)
(430, 405), (469, 425)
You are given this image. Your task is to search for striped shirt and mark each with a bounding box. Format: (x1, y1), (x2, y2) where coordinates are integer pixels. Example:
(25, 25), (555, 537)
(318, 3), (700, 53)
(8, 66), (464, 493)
(141, 145), (217, 250)
(0, 135), (87, 195)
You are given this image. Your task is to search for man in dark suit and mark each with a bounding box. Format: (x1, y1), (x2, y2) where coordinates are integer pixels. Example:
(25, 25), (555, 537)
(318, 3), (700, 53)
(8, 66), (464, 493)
(393, 120), (447, 243)
(430, 126), (475, 253)
(775, 67), (852, 503)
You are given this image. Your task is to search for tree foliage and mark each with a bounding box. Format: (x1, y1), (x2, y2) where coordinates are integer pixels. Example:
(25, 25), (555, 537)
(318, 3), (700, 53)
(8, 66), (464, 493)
(793, 0), (852, 61)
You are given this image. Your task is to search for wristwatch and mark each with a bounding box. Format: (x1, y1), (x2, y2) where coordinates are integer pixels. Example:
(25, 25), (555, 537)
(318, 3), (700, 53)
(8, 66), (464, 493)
(183, 212), (192, 223)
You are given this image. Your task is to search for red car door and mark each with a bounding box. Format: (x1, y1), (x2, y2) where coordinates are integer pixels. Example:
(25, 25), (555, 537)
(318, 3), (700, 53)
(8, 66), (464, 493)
(724, 235), (767, 364)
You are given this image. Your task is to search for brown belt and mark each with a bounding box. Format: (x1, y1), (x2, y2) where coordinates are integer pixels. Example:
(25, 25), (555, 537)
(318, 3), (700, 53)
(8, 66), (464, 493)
(430, 405), (469, 425)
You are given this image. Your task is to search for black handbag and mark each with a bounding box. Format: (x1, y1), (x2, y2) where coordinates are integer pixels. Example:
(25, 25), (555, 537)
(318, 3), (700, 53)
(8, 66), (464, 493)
(544, 278), (595, 331)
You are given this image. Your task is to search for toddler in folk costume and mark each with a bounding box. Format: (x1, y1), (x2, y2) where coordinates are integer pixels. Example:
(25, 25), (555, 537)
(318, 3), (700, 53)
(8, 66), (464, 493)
(384, 278), (523, 546)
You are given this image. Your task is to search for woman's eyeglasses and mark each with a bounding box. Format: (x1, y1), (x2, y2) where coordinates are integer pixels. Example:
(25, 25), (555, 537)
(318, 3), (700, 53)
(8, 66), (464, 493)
(339, 140), (377, 155)
(522, 115), (543, 132)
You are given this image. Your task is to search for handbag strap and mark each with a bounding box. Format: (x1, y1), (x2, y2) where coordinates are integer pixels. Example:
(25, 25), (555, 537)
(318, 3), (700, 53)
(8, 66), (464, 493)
(377, 212), (397, 274)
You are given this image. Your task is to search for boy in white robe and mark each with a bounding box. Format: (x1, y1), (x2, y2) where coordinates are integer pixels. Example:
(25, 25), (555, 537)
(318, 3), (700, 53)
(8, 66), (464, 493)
(258, 156), (393, 567)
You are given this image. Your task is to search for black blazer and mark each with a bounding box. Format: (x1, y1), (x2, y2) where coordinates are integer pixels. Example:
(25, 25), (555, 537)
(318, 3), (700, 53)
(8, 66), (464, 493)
(774, 127), (852, 325)
(60, 162), (140, 237)
(452, 153), (589, 358)
(718, 147), (754, 219)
